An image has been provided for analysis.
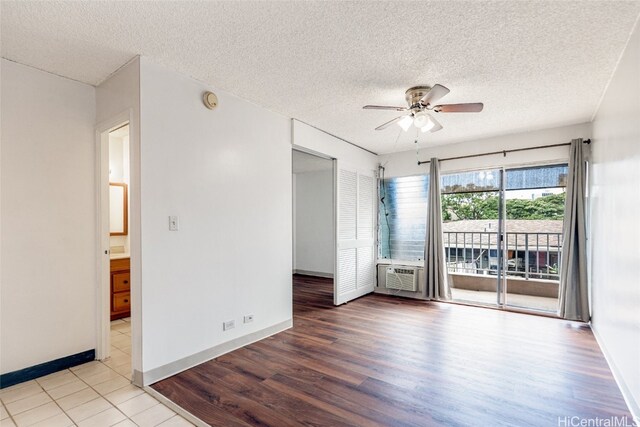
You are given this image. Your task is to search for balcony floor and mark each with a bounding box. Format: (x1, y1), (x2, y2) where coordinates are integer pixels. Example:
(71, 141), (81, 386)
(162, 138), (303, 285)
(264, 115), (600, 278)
(451, 288), (558, 312)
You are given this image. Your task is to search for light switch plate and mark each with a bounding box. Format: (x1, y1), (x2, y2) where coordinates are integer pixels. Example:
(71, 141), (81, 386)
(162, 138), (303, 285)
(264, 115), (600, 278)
(169, 215), (179, 231)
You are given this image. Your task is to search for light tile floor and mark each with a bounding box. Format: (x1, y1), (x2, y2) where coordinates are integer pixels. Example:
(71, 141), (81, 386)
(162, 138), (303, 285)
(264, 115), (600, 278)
(0, 318), (193, 427)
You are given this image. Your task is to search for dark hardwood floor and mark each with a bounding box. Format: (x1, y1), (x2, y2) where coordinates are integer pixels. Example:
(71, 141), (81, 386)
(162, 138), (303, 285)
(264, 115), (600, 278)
(152, 274), (632, 426)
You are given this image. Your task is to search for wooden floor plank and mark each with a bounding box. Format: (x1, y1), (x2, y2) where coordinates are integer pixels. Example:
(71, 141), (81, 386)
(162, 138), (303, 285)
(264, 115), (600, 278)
(152, 274), (632, 426)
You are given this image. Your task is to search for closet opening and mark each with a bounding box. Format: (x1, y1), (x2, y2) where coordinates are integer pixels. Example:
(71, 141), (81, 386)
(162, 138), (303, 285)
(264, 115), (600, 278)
(292, 149), (336, 308)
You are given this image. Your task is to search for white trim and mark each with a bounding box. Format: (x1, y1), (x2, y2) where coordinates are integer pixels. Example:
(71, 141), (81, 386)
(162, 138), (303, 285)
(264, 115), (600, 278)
(95, 110), (131, 362)
(138, 319), (292, 386)
(591, 325), (640, 423)
(292, 172), (296, 273)
(291, 144), (335, 161)
(334, 160), (341, 306)
(94, 110), (144, 388)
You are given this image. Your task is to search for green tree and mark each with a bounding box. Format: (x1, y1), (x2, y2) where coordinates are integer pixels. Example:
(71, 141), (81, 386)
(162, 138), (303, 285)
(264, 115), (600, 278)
(441, 192), (499, 220)
(442, 192), (565, 221)
(506, 193), (565, 220)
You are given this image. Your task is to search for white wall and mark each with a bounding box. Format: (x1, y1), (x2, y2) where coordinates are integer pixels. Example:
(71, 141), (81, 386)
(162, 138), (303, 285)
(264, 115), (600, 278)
(379, 122), (591, 178)
(1, 59), (96, 373)
(138, 58), (292, 378)
(590, 22), (640, 418)
(293, 120), (378, 171)
(109, 135), (125, 182)
(294, 169), (333, 275)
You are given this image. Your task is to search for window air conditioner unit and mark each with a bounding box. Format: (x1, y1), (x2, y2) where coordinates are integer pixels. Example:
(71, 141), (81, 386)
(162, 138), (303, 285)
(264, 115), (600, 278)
(385, 267), (418, 291)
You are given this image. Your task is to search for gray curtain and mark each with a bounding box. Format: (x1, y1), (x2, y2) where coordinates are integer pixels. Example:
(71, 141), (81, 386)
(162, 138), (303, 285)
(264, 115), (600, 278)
(423, 158), (451, 300)
(558, 139), (589, 321)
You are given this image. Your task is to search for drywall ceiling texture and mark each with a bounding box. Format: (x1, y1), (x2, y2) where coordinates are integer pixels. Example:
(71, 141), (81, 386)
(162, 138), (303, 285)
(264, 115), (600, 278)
(2, 1), (640, 154)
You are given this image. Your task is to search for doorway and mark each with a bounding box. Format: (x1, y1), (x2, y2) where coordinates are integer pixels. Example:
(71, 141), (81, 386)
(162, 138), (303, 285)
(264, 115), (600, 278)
(292, 149), (335, 305)
(105, 123), (132, 375)
(96, 114), (136, 382)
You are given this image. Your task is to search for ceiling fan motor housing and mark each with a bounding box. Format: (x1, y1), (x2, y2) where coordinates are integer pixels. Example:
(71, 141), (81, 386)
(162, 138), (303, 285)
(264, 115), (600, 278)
(405, 86), (432, 108)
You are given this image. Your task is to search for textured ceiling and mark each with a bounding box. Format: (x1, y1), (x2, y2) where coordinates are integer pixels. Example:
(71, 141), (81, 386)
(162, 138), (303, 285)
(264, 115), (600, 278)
(2, 1), (639, 154)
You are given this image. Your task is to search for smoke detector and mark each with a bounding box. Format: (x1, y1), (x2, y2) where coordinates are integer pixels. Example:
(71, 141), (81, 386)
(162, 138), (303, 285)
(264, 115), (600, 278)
(203, 91), (218, 110)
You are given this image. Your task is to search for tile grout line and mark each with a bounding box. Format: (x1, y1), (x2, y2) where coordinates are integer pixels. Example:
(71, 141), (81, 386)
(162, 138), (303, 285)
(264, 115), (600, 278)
(2, 320), (188, 426)
(66, 355), (133, 425)
(2, 380), (59, 426)
(71, 322), (172, 425)
(1, 398), (19, 427)
(8, 323), (132, 426)
(3, 367), (187, 427)
(26, 374), (80, 427)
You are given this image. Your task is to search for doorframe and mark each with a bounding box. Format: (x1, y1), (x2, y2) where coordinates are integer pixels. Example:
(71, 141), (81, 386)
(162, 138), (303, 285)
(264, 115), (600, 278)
(291, 145), (337, 292)
(95, 109), (141, 383)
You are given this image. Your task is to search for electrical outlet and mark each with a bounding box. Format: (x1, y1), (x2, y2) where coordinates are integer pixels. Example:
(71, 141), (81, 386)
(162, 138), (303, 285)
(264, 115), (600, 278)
(223, 320), (235, 331)
(169, 215), (179, 231)
(243, 315), (254, 324)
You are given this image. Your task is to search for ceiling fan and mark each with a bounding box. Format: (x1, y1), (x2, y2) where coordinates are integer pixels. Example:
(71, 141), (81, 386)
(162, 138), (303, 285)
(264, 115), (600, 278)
(363, 85), (483, 133)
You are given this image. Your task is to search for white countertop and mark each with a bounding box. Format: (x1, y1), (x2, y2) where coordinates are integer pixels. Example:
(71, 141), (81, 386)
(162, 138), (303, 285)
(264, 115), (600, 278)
(110, 252), (130, 260)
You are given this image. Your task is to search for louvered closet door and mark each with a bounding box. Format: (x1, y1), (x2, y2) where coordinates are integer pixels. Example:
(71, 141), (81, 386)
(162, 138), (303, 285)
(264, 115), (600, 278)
(335, 162), (376, 305)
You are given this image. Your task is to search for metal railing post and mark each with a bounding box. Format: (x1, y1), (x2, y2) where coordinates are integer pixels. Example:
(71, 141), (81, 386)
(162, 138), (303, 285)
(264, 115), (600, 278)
(525, 234), (529, 280)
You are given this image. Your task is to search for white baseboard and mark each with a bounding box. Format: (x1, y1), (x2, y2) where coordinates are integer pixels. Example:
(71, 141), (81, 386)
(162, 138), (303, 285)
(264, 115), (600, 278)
(591, 324), (640, 423)
(136, 318), (292, 386)
(293, 269), (333, 278)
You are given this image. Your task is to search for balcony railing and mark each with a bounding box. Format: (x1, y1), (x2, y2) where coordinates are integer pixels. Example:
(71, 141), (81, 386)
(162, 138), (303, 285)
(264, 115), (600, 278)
(444, 231), (563, 281)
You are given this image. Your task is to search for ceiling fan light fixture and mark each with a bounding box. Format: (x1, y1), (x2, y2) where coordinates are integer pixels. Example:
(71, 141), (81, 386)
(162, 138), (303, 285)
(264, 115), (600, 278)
(364, 84), (483, 133)
(397, 115), (413, 132)
(415, 112), (436, 132)
(420, 120), (435, 133)
(413, 111), (429, 128)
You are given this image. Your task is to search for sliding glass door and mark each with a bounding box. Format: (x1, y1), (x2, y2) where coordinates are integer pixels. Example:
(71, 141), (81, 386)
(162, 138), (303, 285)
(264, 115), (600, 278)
(502, 164), (568, 312)
(442, 164), (568, 313)
(440, 169), (503, 307)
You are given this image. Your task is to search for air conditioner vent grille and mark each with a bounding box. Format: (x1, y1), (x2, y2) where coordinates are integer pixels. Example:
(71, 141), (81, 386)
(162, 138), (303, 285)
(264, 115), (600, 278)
(385, 267), (418, 291)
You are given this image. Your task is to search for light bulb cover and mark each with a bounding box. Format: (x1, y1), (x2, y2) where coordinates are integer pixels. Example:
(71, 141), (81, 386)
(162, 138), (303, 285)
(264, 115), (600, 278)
(397, 115), (413, 132)
(416, 112), (436, 132)
(413, 111), (429, 128)
(420, 121), (435, 133)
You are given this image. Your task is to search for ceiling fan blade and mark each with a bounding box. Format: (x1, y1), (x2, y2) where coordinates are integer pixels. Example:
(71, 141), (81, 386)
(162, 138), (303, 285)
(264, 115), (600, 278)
(375, 115), (405, 131)
(434, 103), (484, 113)
(363, 105), (408, 111)
(429, 114), (443, 133)
(419, 84), (450, 106)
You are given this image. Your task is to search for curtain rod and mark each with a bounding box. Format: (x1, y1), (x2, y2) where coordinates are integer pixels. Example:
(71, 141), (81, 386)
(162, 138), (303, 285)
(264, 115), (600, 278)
(416, 139), (591, 166)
